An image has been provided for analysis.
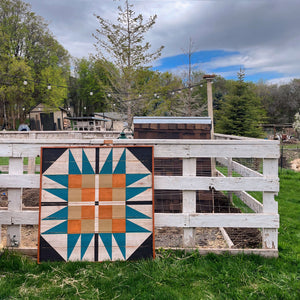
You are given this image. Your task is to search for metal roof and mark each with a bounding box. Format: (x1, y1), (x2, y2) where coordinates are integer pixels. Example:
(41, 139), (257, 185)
(67, 117), (108, 122)
(133, 116), (211, 124)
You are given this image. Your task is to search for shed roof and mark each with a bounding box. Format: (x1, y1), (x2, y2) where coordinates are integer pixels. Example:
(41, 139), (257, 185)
(133, 116), (211, 124)
(67, 117), (108, 122)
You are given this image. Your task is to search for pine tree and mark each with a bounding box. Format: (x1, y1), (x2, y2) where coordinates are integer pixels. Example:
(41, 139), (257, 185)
(215, 70), (265, 138)
(93, 0), (164, 126)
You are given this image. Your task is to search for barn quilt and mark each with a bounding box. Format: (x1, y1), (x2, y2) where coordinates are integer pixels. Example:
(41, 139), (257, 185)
(38, 146), (154, 262)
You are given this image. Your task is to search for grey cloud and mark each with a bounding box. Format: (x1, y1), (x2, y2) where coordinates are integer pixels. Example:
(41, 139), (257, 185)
(26, 0), (300, 79)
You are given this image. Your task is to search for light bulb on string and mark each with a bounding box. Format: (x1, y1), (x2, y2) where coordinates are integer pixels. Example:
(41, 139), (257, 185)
(47, 84), (51, 90)
(23, 80), (28, 86)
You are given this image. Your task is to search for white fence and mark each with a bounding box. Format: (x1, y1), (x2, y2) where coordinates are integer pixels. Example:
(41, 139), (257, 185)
(0, 133), (280, 257)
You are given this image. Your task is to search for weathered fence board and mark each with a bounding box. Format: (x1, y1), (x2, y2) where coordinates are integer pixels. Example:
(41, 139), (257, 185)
(216, 157), (263, 177)
(155, 176), (279, 192)
(155, 213), (279, 228)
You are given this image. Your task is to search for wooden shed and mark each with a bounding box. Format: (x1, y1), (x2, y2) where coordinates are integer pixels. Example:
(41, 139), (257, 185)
(29, 104), (68, 131)
(133, 117), (214, 213)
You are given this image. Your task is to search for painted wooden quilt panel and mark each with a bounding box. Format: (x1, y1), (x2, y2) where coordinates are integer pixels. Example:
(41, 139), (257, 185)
(38, 146), (154, 262)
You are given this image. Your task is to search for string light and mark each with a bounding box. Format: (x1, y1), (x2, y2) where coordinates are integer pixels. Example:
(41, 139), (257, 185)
(1, 73), (210, 104)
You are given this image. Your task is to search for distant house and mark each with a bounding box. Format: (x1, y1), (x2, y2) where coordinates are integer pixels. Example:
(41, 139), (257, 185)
(29, 103), (69, 131)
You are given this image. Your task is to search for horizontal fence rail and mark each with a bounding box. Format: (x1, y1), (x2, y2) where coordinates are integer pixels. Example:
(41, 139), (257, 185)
(0, 133), (280, 257)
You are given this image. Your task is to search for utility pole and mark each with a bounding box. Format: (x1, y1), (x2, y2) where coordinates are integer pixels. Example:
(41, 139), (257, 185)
(204, 74), (216, 179)
(203, 74), (216, 138)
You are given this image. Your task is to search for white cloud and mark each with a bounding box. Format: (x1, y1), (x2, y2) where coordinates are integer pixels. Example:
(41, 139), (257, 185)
(266, 77), (294, 86)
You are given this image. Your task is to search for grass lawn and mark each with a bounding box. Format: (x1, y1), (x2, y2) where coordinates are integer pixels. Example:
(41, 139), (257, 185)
(0, 170), (299, 299)
(0, 157), (40, 165)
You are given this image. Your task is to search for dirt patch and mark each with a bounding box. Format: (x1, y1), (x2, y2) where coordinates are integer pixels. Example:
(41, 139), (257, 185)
(291, 158), (300, 172)
(155, 227), (228, 248)
(225, 228), (262, 249)
(0, 188), (39, 207)
(0, 225), (38, 248)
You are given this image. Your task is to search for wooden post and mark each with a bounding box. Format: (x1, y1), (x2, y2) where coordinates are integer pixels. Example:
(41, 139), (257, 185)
(262, 158), (278, 249)
(182, 158), (196, 247)
(203, 74), (216, 139)
(7, 157), (23, 247)
(204, 75), (216, 178)
(28, 157), (36, 174)
(228, 157), (233, 205)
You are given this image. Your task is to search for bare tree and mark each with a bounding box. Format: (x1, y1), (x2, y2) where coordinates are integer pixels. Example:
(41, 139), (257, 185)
(93, 0), (164, 126)
(175, 38), (206, 116)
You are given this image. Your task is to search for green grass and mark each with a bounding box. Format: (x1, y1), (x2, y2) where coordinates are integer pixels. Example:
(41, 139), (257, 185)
(0, 157), (40, 166)
(0, 170), (299, 299)
(0, 157), (9, 165)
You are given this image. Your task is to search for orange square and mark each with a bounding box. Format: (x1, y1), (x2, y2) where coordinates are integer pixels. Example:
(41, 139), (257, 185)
(68, 220), (81, 234)
(69, 175), (82, 188)
(82, 188), (95, 201)
(99, 188), (112, 201)
(112, 174), (126, 188)
(81, 206), (95, 219)
(99, 205), (112, 219)
(112, 219), (126, 233)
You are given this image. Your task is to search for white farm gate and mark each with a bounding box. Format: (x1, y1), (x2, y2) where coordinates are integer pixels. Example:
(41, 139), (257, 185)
(0, 133), (279, 257)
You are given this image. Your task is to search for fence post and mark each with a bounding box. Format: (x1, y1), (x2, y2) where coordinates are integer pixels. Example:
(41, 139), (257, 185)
(182, 158), (196, 247)
(28, 157), (36, 174)
(227, 157), (233, 205)
(7, 157), (23, 247)
(262, 158), (278, 249)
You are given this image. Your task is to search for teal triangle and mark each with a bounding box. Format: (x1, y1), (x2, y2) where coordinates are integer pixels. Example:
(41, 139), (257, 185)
(113, 233), (126, 259)
(100, 149), (112, 174)
(126, 206), (151, 219)
(44, 189), (68, 201)
(126, 220), (150, 233)
(81, 234), (94, 259)
(82, 149), (94, 174)
(67, 234), (80, 260)
(69, 150), (81, 175)
(43, 207), (68, 220)
(100, 233), (112, 259)
(42, 220), (68, 234)
(113, 149), (126, 174)
(126, 174), (149, 186)
(126, 187), (149, 201)
(44, 175), (69, 188)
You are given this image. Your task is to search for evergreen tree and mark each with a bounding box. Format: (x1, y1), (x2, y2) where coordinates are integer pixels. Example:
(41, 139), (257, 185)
(215, 70), (265, 138)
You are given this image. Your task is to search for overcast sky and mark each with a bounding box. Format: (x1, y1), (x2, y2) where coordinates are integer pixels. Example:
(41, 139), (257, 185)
(27, 0), (300, 84)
